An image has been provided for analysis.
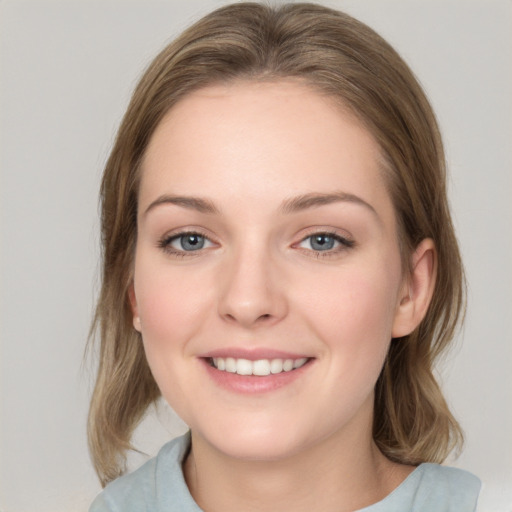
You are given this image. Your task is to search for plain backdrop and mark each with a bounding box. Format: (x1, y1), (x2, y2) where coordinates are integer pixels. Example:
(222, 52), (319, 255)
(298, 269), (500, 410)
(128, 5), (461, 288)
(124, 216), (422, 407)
(0, 1), (511, 511)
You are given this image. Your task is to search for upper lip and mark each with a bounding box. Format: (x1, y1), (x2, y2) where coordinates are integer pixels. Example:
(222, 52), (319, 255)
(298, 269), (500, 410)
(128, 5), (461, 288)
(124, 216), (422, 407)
(200, 348), (312, 361)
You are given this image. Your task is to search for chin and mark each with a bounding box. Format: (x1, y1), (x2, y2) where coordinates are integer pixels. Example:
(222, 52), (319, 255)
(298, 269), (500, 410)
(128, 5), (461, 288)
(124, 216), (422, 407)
(216, 437), (300, 462)
(193, 417), (315, 462)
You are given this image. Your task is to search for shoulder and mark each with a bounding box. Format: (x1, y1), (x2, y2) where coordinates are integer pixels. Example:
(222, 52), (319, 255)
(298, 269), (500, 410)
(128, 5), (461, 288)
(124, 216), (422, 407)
(418, 463), (481, 487)
(89, 433), (198, 512)
(410, 464), (481, 511)
(361, 463), (481, 512)
(89, 455), (160, 512)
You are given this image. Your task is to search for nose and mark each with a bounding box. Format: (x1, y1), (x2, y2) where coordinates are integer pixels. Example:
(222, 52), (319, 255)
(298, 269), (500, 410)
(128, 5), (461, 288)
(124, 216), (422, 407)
(217, 243), (288, 329)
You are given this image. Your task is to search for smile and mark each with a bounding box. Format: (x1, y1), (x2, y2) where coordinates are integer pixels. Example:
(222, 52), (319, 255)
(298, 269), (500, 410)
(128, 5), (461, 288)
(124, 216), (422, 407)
(209, 357), (309, 376)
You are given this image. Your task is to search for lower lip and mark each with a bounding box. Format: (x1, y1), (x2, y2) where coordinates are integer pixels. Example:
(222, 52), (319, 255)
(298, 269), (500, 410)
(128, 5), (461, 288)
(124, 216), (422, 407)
(201, 358), (313, 394)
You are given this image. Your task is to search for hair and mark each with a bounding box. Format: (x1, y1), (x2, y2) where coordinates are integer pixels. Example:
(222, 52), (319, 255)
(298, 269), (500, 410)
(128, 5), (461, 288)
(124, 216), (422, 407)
(88, 2), (465, 486)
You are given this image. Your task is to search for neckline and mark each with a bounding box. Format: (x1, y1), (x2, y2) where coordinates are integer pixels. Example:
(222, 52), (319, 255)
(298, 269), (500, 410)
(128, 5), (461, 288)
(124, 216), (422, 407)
(355, 463), (428, 511)
(173, 433), (429, 512)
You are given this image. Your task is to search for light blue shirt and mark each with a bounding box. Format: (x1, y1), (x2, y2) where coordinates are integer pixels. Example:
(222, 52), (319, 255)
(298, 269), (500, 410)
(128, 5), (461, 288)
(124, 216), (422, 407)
(90, 433), (481, 511)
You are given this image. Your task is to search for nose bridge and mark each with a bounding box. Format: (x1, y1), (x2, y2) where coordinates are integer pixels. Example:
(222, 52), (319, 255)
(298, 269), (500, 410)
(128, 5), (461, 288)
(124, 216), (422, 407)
(218, 234), (287, 327)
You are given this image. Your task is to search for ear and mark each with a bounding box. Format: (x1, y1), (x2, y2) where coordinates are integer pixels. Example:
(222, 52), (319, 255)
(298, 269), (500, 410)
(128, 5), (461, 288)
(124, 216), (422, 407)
(128, 282), (142, 332)
(392, 238), (437, 338)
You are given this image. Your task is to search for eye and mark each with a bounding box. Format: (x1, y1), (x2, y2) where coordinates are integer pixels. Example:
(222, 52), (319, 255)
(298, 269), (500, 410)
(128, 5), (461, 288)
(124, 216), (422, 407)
(159, 231), (214, 255)
(297, 232), (354, 254)
(172, 233), (208, 251)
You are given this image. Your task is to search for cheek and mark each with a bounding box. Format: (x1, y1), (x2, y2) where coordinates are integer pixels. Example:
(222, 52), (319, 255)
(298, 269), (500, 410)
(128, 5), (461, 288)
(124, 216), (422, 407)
(296, 261), (401, 365)
(133, 261), (215, 420)
(133, 259), (213, 358)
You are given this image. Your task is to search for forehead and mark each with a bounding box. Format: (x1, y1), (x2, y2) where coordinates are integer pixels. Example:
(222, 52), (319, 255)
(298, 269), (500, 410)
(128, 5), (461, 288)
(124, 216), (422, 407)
(139, 80), (392, 220)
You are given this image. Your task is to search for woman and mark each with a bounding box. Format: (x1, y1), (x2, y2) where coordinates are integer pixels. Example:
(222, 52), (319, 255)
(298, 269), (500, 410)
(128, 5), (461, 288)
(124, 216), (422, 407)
(88, 3), (481, 510)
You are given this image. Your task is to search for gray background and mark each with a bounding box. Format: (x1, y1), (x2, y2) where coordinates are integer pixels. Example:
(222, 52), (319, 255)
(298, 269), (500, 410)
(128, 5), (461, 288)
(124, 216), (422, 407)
(1, 1), (511, 510)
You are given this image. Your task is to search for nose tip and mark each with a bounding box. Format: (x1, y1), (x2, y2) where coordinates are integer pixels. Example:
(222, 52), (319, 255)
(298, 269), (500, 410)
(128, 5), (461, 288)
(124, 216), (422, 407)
(223, 310), (275, 328)
(217, 255), (287, 328)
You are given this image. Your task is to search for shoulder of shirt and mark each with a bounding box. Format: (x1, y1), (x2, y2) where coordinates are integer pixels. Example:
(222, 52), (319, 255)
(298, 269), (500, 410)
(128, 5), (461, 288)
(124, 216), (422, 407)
(412, 463), (482, 510)
(88, 435), (188, 512)
(418, 463), (481, 489)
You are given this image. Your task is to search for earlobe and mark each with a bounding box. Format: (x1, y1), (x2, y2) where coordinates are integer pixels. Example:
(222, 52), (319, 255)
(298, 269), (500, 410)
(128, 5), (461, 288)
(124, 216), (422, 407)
(128, 283), (142, 332)
(392, 238), (437, 338)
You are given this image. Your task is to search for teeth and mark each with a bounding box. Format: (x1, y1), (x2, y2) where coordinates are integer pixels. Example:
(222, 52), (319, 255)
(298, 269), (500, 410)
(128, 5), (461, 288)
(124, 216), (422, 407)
(270, 359), (283, 374)
(253, 359), (271, 376)
(237, 359), (253, 375)
(211, 357), (308, 376)
(225, 357), (236, 373)
(283, 359), (294, 372)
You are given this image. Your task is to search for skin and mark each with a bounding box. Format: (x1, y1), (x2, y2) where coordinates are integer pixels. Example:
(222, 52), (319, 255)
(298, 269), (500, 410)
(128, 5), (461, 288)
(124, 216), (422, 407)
(129, 80), (436, 512)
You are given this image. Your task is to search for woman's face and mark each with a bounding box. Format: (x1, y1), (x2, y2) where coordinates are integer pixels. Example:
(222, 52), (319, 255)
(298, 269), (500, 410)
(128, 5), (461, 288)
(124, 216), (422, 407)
(131, 81), (409, 461)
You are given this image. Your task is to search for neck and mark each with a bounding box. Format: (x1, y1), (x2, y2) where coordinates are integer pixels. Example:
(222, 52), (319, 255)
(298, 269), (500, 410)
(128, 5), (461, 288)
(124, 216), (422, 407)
(183, 407), (413, 512)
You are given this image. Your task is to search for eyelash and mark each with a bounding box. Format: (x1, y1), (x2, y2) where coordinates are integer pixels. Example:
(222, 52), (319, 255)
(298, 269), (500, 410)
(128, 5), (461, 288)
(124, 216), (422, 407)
(157, 230), (355, 258)
(157, 230), (213, 258)
(295, 230), (355, 258)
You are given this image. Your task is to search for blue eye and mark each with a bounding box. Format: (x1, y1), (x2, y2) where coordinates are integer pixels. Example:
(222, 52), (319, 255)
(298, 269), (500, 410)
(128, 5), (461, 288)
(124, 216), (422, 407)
(309, 234), (336, 251)
(171, 233), (208, 251)
(158, 232), (214, 255)
(298, 232), (353, 253)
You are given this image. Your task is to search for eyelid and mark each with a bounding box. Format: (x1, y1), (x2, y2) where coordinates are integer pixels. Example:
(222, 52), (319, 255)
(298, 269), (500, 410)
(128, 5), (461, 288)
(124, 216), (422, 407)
(157, 227), (217, 256)
(293, 228), (355, 255)
(297, 227), (354, 244)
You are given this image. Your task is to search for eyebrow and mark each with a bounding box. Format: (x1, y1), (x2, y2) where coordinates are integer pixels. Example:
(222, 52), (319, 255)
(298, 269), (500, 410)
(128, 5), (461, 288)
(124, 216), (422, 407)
(279, 191), (378, 217)
(143, 191), (377, 218)
(144, 195), (220, 216)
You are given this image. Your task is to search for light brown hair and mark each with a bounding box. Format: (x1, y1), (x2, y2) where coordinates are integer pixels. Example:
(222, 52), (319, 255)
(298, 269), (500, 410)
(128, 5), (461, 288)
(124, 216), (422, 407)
(88, 2), (465, 486)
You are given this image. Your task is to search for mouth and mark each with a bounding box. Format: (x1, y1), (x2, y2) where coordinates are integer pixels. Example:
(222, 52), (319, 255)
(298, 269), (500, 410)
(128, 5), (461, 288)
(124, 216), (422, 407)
(208, 356), (309, 376)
